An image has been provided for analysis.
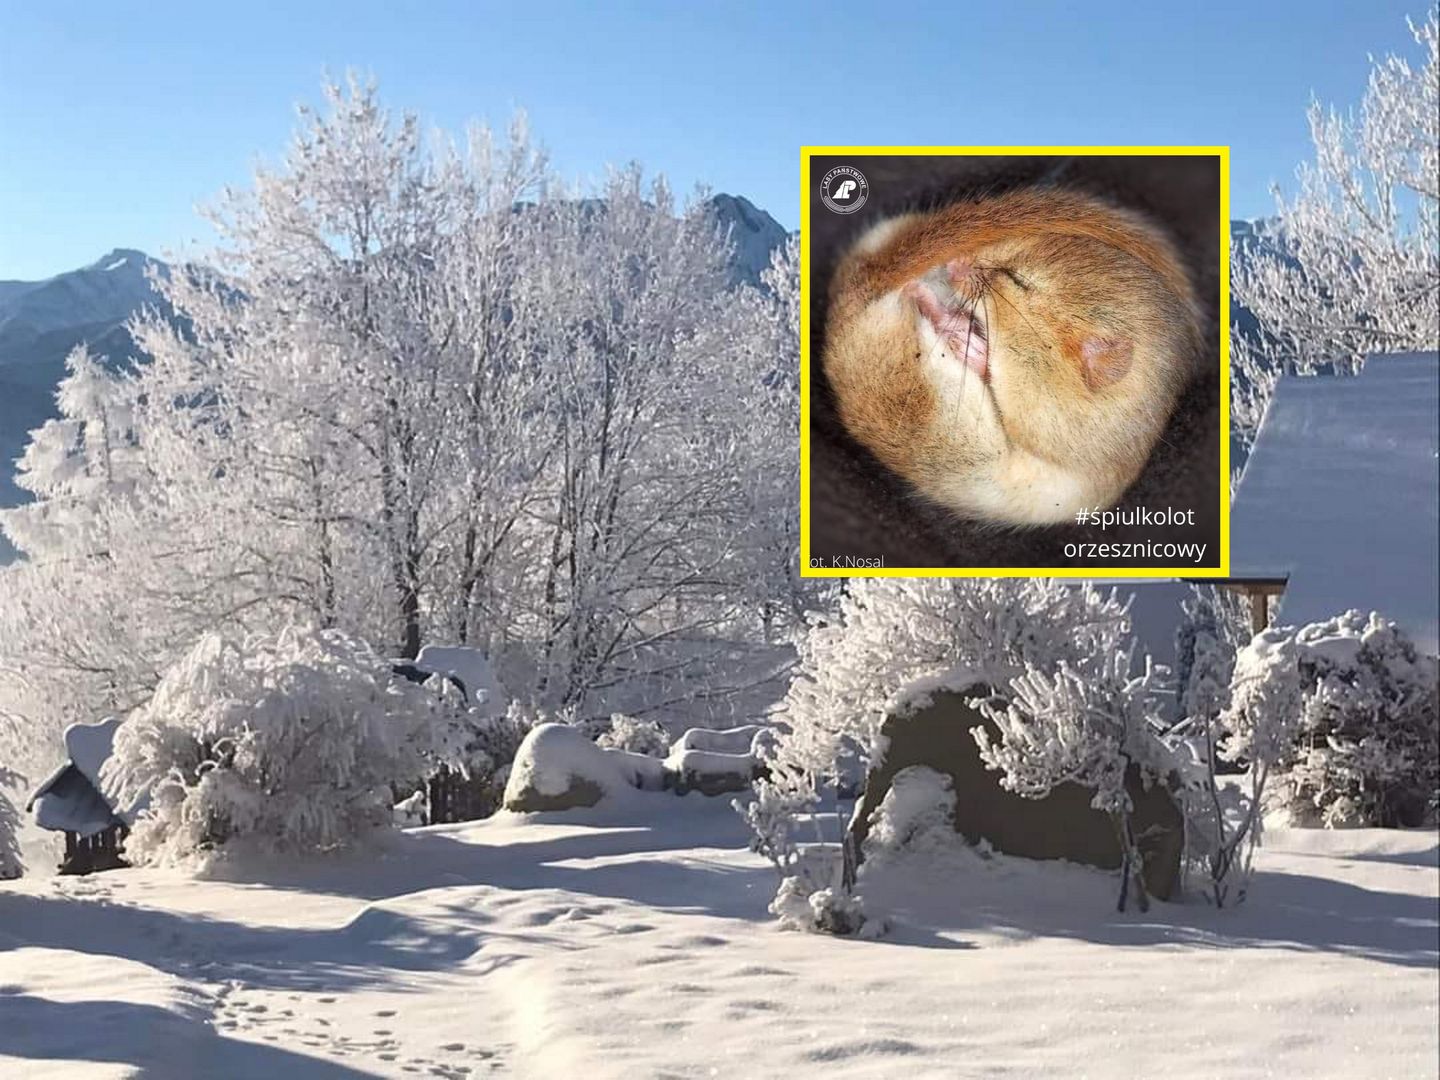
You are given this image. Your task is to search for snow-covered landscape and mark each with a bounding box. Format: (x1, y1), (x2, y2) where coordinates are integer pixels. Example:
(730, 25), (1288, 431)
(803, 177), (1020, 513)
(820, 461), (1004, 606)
(3, 796), (1436, 1080)
(3, 6), (1439, 1079)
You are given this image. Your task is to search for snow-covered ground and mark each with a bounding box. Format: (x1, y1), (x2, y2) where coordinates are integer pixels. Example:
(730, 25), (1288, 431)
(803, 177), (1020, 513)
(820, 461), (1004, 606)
(1, 795), (1435, 1079)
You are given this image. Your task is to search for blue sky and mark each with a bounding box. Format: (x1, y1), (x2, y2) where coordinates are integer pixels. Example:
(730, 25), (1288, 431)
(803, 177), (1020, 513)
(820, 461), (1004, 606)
(0, 0), (1429, 279)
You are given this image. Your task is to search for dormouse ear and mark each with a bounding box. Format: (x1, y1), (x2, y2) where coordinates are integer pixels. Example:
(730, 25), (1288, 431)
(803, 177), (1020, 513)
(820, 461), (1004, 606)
(1079, 337), (1134, 392)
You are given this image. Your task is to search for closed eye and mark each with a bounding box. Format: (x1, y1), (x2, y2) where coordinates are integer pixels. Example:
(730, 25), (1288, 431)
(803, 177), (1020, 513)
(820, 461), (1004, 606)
(998, 268), (1032, 292)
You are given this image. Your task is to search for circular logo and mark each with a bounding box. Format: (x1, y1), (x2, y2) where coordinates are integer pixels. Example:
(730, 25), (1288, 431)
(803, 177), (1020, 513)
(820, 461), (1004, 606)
(820, 165), (869, 214)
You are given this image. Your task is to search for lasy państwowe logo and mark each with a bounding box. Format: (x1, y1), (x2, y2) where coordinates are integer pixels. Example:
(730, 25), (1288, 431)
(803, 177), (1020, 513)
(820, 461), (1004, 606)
(820, 165), (868, 214)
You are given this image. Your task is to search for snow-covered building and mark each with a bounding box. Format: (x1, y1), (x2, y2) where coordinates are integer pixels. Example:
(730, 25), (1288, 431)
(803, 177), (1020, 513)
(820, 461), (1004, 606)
(1228, 353), (1439, 652)
(26, 718), (132, 874)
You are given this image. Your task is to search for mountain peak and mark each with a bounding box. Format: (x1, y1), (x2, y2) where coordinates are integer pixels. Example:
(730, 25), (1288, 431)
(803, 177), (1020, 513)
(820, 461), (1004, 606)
(707, 193), (787, 285)
(87, 248), (152, 273)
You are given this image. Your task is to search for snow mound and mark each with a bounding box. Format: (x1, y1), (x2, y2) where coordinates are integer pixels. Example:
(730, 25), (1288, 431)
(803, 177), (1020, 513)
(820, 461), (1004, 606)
(665, 726), (772, 795)
(503, 724), (663, 811)
(862, 766), (958, 864)
(670, 725), (768, 755)
(0, 947), (214, 1079)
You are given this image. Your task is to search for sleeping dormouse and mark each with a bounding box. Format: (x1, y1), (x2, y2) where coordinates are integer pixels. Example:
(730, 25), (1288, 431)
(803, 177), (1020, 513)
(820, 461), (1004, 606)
(822, 188), (1202, 526)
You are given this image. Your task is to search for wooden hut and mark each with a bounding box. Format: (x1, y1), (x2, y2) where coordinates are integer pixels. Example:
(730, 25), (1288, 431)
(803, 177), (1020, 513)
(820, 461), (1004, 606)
(26, 718), (132, 875)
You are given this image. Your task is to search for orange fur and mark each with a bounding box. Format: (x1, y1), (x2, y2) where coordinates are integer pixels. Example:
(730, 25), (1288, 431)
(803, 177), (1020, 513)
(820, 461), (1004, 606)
(822, 188), (1203, 526)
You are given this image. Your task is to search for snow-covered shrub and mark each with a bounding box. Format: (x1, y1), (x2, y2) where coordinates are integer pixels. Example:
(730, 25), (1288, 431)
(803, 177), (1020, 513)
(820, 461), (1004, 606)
(976, 643), (1172, 912)
(1179, 626), (1310, 906)
(436, 699), (540, 820)
(861, 766), (957, 866)
(0, 767), (22, 880)
(779, 580), (1134, 797)
(597, 714), (671, 757)
(734, 747), (813, 882)
(1173, 585), (1250, 737)
(1271, 612), (1438, 828)
(104, 626), (459, 864)
(770, 878), (875, 936)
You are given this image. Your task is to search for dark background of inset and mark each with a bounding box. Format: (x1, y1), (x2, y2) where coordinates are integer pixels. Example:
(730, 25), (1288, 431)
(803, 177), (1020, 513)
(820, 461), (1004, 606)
(806, 154), (1223, 570)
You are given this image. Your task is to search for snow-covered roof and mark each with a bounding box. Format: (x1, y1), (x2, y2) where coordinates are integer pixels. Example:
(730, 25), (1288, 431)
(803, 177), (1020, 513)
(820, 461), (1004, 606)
(1230, 353), (1439, 653)
(65, 716), (121, 791)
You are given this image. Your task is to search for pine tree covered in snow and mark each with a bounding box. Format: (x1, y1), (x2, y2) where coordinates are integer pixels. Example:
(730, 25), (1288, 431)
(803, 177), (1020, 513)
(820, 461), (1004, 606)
(0, 343), (141, 560)
(103, 626), (461, 863)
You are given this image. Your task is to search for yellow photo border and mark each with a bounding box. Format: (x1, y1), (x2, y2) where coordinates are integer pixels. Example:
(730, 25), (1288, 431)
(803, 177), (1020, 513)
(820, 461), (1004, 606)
(799, 144), (1231, 579)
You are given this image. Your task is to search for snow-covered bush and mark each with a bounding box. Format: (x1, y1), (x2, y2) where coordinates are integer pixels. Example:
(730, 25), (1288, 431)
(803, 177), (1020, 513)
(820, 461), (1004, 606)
(1271, 612), (1438, 828)
(778, 580), (1134, 797)
(597, 714), (671, 757)
(770, 877), (875, 936)
(439, 698), (540, 819)
(0, 768), (21, 880)
(1176, 625), (1310, 906)
(861, 766), (958, 867)
(976, 644), (1171, 912)
(104, 626), (459, 864)
(742, 578), (1135, 912)
(1173, 584), (1250, 737)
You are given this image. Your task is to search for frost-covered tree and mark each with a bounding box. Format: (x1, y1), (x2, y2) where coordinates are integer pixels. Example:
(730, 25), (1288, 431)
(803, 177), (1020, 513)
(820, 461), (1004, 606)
(103, 626), (459, 863)
(1187, 626), (1308, 906)
(0, 344), (140, 560)
(976, 645), (1170, 912)
(520, 169), (784, 711)
(1272, 611), (1439, 828)
(1232, 10), (1438, 443)
(730, 238), (816, 637)
(1, 78), (800, 792)
(130, 77), (508, 659)
(0, 765), (21, 880)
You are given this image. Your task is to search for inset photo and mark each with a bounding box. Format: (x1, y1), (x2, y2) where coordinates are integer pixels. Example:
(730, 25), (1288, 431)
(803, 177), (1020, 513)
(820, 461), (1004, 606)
(801, 147), (1228, 575)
